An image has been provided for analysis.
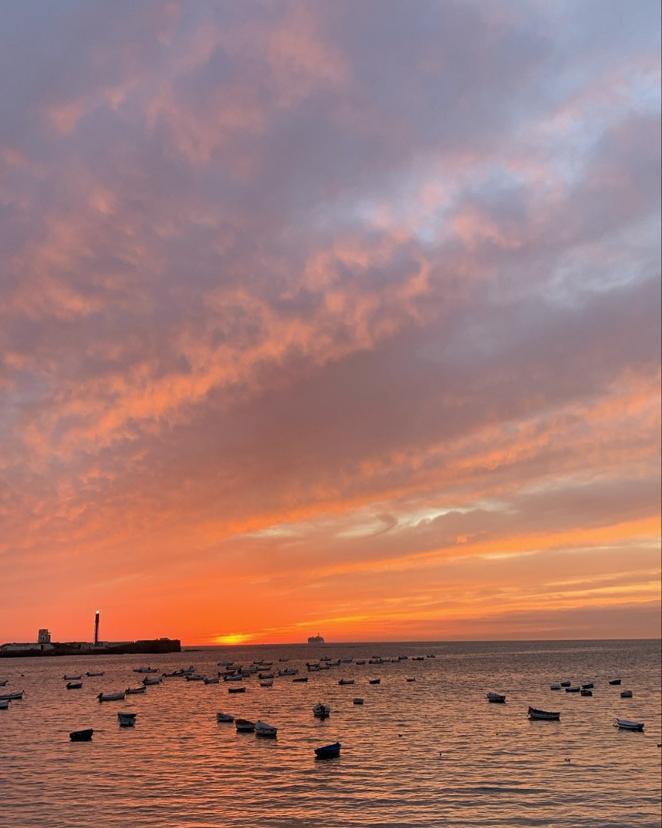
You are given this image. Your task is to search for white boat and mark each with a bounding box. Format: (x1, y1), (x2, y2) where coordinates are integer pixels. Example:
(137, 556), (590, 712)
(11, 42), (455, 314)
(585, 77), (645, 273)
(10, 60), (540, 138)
(255, 720), (277, 737)
(142, 676), (162, 686)
(126, 686), (146, 694)
(0, 699), (9, 710)
(486, 692), (506, 703)
(0, 691), (24, 701)
(620, 690), (633, 698)
(216, 712), (234, 723)
(615, 718), (644, 731)
(313, 703), (331, 719)
(97, 691), (126, 702)
(235, 718), (255, 733)
(117, 712), (137, 727)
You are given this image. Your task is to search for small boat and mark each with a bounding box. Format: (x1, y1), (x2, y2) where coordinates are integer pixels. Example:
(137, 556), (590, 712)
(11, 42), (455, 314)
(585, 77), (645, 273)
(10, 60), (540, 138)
(228, 686), (246, 694)
(341, 658), (353, 664)
(620, 690), (633, 698)
(560, 681), (571, 688)
(255, 720), (277, 738)
(216, 712), (234, 723)
(0, 680), (7, 686)
(224, 674), (243, 682)
(293, 677), (308, 683)
(338, 678), (355, 685)
(615, 718), (644, 731)
(609, 679), (622, 686)
(0, 691), (24, 701)
(355, 660), (366, 666)
(142, 676), (161, 686)
(126, 686), (146, 695)
(550, 684), (561, 690)
(97, 692), (126, 702)
(117, 712), (137, 727)
(258, 672), (274, 680)
(406, 677), (416, 682)
(63, 674), (82, 680)
(315, 742), (341, 759)
(86, 671), (104, 677)
(204, 677), (220, 684)
(486, 692), (506, 704)
(369, 678), (381, 685)
(528, 706), (560, 721)
(185, 674), (205, 682)
(69, 728), (93, 742)
(353, 697), (364, 705)
(260, 680), (273, 688)
(134, 667), (158, 674)
(235, 718), (255, 733)
(66, 681), (83, 690)
(581, 683), (594, 689)
(0, 699), (9, 710)
(278, 668), (298, 676)
(313, 703), (331, 719)
(581, 689), (593, 697)
(565, 686), (581, 693)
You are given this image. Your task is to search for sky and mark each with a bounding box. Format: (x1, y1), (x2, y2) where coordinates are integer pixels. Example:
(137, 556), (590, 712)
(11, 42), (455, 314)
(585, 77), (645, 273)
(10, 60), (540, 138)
(0, 0), (660, 645)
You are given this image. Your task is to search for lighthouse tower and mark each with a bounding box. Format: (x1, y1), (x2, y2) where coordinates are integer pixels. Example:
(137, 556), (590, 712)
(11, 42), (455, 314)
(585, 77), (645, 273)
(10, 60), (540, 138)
(94, 610), (100, 646)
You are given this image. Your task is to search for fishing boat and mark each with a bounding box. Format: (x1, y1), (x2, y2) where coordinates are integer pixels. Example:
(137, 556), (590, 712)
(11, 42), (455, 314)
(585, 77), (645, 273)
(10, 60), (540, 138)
(216, 712), (234, 723)
(528, 706), (560, 721)
(260, 680), (273, 688)
(338, 678), (355, 685)
(550, 684), (561, 690)
(609, 679), (622, 686)
(560, 681), (571, 687)
(355, 660), (366, 666)
(620, 690), (633, 698)
(185, 674), (205, 682)
(258, 673), (274, 680)
(142, 676), (162, 686)
(0, 680), (7, 686)
(97, 691), (126, 702)
(69, 728), (93, 742)
(255, 720), (277, 738)
(315, 742), (341, 759)
(278, 668), (297, 676)
(565, 686), (581, 693)
(406, 677), (416, 682)
(581, 683), (594, 689)
(293, 677), (308, 683)
(615, 718), (644, 731)
(66, 681), (83, 690)
(126, 686), (146, 695)
(353, 697), (364, 705)
(86, 671), (104, 677)
(369, 678), (381, 685)
(0, 691), (24, 701)
(0, 699), (9, 710)
(224, 674), (243, 682)
(235, 718), (255, 733)
(134, 667), (158, 674)
(63, 674), (82, 681)
(203, 677), (220, 684)
(228, 687), (246, 694)
(486, 692), (506, 703)
(117, 712), (137, 727)
(581, 689), (593, 696)
(313, 703), (331, 719)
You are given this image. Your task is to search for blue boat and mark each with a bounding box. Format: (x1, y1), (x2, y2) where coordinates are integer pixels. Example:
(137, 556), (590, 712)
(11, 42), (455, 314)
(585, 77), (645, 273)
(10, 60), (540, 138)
(315, 741), (341, 759)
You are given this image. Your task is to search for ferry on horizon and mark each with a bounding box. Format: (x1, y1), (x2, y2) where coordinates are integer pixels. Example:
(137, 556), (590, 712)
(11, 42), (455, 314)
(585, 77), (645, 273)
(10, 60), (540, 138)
(307, 633), (325, 644)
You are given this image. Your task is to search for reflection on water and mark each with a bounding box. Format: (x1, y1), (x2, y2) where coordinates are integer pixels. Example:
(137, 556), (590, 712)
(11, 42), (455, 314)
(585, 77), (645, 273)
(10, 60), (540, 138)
(1, 640), (660, 827)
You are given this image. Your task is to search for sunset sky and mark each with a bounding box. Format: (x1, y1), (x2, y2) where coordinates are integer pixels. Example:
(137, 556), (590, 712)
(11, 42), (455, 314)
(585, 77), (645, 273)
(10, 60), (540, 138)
(1, 0), (660, 645)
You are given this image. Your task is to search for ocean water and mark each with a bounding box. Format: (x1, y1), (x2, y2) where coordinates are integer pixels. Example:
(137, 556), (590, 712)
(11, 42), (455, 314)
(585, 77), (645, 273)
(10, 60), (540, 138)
(0, 639), (660, 828)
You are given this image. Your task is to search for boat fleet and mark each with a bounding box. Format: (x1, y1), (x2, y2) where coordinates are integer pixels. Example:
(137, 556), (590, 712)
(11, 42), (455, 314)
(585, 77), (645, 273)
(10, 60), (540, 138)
(0, 655), (653, 756)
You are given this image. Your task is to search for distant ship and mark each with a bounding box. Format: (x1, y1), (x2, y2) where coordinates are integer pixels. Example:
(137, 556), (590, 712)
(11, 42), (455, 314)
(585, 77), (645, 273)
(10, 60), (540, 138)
(307, 634), (325, 644)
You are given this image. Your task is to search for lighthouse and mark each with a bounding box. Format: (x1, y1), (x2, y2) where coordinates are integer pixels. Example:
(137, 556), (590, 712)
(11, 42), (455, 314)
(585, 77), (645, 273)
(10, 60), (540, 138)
(94, 610), (100, 646)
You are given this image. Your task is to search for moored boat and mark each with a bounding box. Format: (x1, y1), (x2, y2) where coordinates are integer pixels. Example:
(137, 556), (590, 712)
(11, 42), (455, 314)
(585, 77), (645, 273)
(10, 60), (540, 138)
(0, 699), (9, 709)
(142, 676), (162, 686)
(338, 678), (355, 685)
(550, 684), (561, 690)
(486, 692), (506, 703)
(609, 679), (622, 685)
(293, 677), (308, 683)
(117, 712), (137, 727)
(353, 697), (364, 705)
(66, 681), (83, 690)
(560, 681), (571, 687)
(228, 686), (246, 694)
(63, 674), (82, 680)
(528, 706), (560, 721)
(260, 680), (273, 688)
(580, 689), (593, 696)
(126, 686), (146, 694)
(235, 718), (255, 732)
(620, 690), (633, 698)
(565, 686), (581, 693)
(203, 677), (220, 684)
(69, 728), (93, 742)
(369, 678), (381, 685)
(315, 741), (341, 759)
(216, 712), (234, 723)
(0, 691), (24, 701)
(406, 677), (416, 682)
(134, 667), (158, 674)
(255, 720), (277, 738)
(581, 683), (594, 689)
(86, 671), (104, 677)
(313, 703), (331, 719)
(97, 691), (125, 702)
(615, 718), (644, 731)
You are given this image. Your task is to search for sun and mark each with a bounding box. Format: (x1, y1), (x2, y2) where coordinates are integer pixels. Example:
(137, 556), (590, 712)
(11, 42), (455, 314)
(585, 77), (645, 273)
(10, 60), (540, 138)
(213, 633), (254, 645)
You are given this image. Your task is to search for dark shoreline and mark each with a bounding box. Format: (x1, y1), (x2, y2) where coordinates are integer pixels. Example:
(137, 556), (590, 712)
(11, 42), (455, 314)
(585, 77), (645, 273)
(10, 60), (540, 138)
(0, 639), (181, 658)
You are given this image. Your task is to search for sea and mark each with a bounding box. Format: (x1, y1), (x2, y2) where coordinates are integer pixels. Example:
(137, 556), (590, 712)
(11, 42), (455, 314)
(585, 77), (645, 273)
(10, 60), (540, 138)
(0, 639), (660, 828)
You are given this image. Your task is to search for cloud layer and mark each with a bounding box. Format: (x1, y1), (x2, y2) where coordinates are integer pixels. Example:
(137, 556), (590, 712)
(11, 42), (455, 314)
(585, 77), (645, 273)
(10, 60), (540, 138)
(0, 0), (660, 643)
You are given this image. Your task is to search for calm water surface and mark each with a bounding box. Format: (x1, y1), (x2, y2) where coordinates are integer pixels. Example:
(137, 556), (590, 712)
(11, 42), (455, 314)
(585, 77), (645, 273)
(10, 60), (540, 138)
(1, 640), (660, 827)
